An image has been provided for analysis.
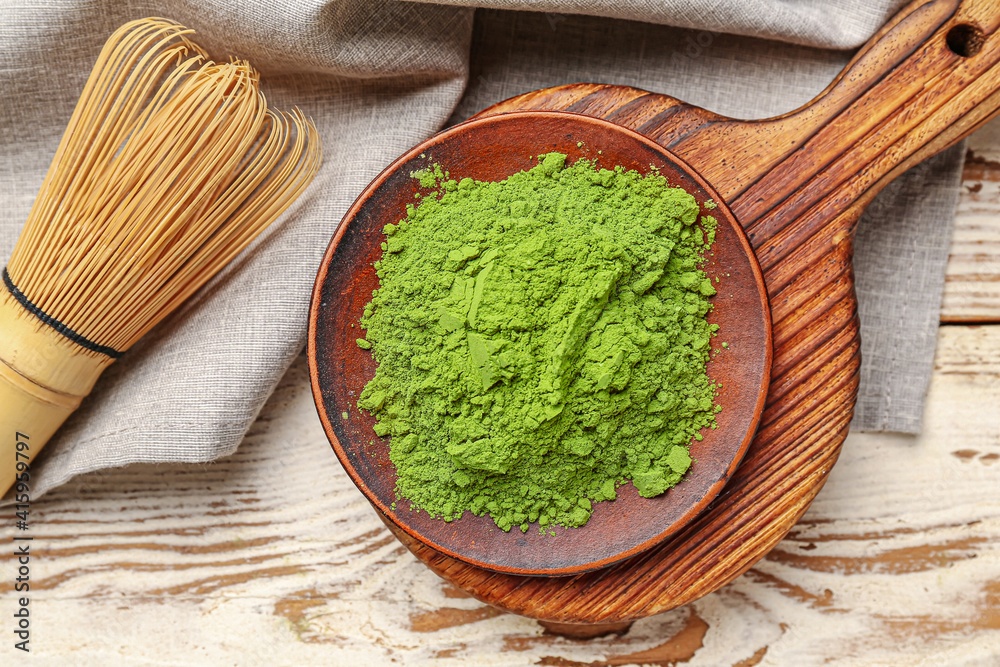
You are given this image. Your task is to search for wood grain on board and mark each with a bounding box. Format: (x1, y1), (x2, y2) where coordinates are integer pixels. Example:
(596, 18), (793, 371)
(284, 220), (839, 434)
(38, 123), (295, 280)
(385, 0), (1000, 622)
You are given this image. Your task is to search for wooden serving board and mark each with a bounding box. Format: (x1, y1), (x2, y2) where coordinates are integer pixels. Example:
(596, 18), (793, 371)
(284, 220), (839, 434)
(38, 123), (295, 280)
(386, 0), (1000, 625)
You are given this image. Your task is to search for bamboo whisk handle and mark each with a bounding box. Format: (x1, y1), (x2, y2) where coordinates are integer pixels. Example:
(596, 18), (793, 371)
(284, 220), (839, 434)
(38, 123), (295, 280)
(0, 292), (113, 494)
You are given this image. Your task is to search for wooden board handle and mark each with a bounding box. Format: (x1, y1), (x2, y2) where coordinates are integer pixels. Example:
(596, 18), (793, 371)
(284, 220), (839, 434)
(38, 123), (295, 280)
(669, 0), (1000, 222)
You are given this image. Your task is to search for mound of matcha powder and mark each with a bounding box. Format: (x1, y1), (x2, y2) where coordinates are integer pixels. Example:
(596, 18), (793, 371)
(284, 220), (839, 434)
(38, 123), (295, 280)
(357, 152), (720, 533)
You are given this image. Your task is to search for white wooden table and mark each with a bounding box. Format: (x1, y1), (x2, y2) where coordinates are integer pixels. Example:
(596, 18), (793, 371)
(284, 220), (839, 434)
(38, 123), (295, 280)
(2, 122), (999, 666)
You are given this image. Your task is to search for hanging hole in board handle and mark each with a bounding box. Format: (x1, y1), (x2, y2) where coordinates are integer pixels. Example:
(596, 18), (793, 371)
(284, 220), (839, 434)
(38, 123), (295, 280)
(946, 23), (985, 58)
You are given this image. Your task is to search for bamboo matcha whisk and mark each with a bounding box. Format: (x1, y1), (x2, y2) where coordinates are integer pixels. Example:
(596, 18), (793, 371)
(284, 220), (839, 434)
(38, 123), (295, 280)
(0, 18), (321, 496)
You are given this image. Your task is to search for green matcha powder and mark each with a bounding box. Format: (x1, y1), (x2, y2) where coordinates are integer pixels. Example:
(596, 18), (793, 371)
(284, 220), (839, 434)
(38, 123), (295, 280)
(357, 152), (720, 533)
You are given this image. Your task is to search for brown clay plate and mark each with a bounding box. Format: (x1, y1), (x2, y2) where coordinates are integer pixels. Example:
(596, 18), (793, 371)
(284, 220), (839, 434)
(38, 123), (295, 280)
(307, 111), (771, 576)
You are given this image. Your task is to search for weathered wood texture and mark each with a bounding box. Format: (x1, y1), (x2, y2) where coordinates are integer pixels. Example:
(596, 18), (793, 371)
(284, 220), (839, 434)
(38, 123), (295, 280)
(1, 324), (997, 664)
(389, 0), (1000, 622)
(944, 121), (1000, 321)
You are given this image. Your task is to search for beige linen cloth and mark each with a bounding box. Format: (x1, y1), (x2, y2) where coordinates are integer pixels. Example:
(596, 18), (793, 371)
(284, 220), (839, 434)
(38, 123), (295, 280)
(0, 0), (963, 499)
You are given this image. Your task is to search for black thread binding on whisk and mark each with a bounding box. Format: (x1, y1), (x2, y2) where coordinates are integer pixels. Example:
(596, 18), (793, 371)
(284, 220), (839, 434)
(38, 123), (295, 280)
(2, 267), (123, 359)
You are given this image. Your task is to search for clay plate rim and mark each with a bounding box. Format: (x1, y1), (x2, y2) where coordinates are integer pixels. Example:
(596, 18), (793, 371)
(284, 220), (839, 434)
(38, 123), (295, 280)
(307, 111), (772, 576)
